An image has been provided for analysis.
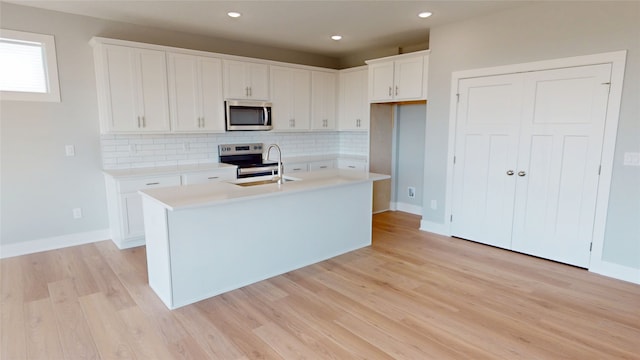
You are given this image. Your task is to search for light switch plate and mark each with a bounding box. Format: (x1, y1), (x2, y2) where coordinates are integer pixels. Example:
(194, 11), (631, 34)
(623, 152), (640, 166)
(65, 145), (75, 157)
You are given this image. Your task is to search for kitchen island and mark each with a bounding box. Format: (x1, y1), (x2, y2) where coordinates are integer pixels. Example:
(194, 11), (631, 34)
(139, 169), (389, 309)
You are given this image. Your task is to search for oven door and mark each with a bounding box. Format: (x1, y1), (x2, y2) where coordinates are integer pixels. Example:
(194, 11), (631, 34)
(226, 100), (272, 131)
(237, 165), (279, 178)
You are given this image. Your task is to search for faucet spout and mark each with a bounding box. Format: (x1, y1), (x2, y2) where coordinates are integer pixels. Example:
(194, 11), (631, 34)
(266, 144), (283, 184)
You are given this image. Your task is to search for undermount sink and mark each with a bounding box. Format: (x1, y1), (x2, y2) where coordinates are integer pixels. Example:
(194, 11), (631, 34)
(233, 176), (299, 187)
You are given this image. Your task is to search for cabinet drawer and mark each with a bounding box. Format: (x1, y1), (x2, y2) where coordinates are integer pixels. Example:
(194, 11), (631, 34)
(182, 170), (235, 185)
(118, 175), (182, 193)
(309, 160), (335, 171)
(338, 159), (367, 172)
(284, 162), (308, 173)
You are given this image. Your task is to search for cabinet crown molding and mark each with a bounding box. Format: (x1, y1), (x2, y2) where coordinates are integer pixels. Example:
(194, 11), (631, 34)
(365, 49), (430, 65)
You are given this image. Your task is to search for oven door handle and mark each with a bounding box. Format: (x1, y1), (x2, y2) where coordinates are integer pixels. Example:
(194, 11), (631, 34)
(238, 166), (278, 175)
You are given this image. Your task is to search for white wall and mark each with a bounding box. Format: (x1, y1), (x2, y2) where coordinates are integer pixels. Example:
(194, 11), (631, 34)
(395, 104), (426, 212)
(422, 2), (640, 270)
(0, 3), (346, 247)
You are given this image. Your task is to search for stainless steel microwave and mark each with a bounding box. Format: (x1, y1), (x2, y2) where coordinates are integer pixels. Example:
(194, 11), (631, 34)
(225, 100), (272, 131)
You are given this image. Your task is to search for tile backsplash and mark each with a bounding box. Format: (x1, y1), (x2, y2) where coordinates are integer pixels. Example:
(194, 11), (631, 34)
(101, 131), (369, 169)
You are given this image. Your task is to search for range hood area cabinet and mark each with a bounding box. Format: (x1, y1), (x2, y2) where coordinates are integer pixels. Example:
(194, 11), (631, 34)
(223, 60), (270, 101)
(366, 50), (429, 103)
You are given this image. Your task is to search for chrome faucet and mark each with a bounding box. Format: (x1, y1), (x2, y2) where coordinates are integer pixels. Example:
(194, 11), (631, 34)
(266, 144), (283, 184)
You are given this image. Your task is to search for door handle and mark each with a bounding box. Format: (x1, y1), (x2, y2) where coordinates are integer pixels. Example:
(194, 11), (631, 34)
(518, 171), (526, 177)
(506, 170), (514, 176)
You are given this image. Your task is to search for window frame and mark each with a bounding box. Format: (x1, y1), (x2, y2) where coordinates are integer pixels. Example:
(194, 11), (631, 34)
(0, 29), (61, 102)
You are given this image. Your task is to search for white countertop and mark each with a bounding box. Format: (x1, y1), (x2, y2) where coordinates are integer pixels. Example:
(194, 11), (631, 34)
(103, 163), (237, 179)
(139, 169), (389, 211)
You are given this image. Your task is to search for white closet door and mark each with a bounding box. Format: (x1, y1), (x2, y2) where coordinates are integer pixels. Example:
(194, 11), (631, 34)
(451, 74), (523, 249)
(511, 64), (612, 267)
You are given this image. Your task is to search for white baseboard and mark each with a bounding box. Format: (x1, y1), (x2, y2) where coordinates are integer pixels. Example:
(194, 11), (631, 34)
(589, 259), (640, 285)
(0, 229), (111, 259)
(419, 219), (450, 236)
(395, 202), (423, 216)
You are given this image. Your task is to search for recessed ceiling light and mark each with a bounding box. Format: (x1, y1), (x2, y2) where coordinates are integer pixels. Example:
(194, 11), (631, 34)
(418, 11), (432, 18)
(331, 35), (342, 41)
(227, 12), (241, 18)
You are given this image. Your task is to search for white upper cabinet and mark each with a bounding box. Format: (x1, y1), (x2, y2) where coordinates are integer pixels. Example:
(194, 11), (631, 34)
(223, 60), (269, 100)
(96, 44), (170, 133)
(167, 53), (225, 132)
(339, 67), (369, 131)
(270, 66), (311, 130)
(366, 51), (429, 103)
(311, 71), (337, 130)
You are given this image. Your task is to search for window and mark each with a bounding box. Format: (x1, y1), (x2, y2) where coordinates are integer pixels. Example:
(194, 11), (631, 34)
(0, 29), (60, 102)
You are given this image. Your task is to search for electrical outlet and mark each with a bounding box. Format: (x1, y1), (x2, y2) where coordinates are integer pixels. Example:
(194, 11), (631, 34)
(408, 187), (416, 199)
(623, 152), (640, 166)
(430, 200), (437, 210)
(72, 208), (82, 219)
(65, 145), (75, 157)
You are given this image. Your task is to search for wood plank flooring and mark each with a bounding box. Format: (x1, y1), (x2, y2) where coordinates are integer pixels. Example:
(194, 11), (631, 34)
(2, 211), (639, 359)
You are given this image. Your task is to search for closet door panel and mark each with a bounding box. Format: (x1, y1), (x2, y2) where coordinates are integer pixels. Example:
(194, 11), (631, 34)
(511, 64), (612, 267)
(451, 74), (522, 249)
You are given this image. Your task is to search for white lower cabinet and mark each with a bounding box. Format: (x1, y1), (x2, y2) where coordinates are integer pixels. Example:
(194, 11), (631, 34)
(182, 169), (236, 185)
(104, 167), (236, 249)
(309, 160), (335, 171)
(337, 158), (368, 172)
(106, 174), (181, 249)
(284, 162), (308, 174)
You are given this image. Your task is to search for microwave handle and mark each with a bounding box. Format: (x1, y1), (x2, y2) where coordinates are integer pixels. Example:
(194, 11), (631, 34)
(263, 107), (269, 126)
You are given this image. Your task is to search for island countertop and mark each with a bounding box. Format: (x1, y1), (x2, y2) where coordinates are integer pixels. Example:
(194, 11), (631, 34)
(139, 169), (389, 211)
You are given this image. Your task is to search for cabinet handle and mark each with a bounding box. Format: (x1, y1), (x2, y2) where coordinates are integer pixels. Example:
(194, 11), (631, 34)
(201, 117), (204, 127)
(518, 171), (527, 177)
(245, 87), (249, 97)
(249, 87), (252, 97)
(506, 170), (514, 176)
(320, 166), (328, 169)
(146, 182), (160, 185)
(348, 165), (356, 168)
(207, 176), (219, 180)
(137, 116), (141, 128)
(142, 116), (146, 128)
(293, 168), (302, 171)
(395, 86), (398, 96)
(388, 86), (392, 96)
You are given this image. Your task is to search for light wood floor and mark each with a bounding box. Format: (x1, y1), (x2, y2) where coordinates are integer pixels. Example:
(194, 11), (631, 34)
(2, 211), (639, 359)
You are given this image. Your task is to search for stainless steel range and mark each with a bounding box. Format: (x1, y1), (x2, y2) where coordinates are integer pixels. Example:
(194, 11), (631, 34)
(219, 143), (280, 178)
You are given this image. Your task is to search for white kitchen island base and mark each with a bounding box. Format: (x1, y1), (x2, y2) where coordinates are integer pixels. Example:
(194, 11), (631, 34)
(141, 171), (384, 309)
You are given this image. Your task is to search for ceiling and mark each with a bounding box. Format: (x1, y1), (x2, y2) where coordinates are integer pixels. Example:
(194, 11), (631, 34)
(5, 1), (533, 58)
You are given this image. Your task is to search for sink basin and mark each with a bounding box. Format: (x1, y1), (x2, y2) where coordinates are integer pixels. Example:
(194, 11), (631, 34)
(233, 176), (299, 187)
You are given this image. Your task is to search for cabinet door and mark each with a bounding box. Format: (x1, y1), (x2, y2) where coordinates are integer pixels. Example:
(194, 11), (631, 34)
(137, 49), (171, 132)
(103, 45), (139, 132)
(271, 66), (310, 130)
(224, 60), (250, 99)
(121, 193), (145, 239)
(393, 57), (424, 100)
(224, 60), (269, 100)
(168, 53), (200, 131)
(311, 71), (336, 130)
(340, 69), (369, 131)
(247, 62), (270, 100)
(368, 62), (394, 102)
(199, 57), (225, 132)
